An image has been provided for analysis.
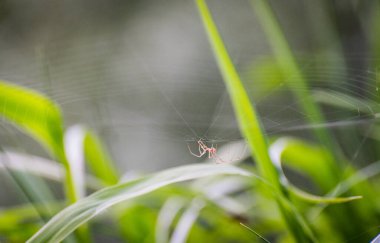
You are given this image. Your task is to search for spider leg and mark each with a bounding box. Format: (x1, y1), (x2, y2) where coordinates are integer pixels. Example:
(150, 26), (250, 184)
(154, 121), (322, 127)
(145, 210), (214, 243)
(199, 144), (203, 154)
(188, 144), (206, 158)
(198, 141), (208, 151)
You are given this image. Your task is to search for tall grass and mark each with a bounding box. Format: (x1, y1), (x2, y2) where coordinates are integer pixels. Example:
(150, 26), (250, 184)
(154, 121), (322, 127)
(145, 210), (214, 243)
(195, 0), (316, 241)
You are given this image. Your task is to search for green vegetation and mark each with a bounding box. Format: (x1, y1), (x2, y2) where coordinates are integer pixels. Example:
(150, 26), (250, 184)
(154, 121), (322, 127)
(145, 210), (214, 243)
(0, 0), (380, 242)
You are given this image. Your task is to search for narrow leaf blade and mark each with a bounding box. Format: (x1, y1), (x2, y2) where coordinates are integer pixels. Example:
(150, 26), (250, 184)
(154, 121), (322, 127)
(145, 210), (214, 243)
(0, 81), (65, 159)
(27, 164), (251, 243)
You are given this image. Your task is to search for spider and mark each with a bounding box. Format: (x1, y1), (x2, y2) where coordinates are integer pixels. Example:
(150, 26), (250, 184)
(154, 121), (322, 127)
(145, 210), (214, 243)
(187, 139), (224, 163)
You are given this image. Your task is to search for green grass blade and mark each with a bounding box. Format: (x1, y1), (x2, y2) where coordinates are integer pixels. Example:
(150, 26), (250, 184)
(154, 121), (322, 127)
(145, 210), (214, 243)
(250, 0), (339, 161)
(0, 146), (57, 220)
(270, 137), (338, 191)
(64, 125), (119, 199)
(27, 164), (251, 243)
(194, 1), (316, 242)
(84, 130), (119, 185)
(0, 202), (63, 230)
(269, 137), (362, 204)
(289, 186), (362, 204)
(0, 151), (103, 190)
(313, 89), (379, 115)
(310, 160), (380, 218)
(0, 80), (77, 203)
(240, 222), (270, 243)
(195, 0), (279, 191)
(0, 81), (64, 157)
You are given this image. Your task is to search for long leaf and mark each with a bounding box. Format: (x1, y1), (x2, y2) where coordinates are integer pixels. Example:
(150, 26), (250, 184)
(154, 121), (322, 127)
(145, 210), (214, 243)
(313, 89), (379, 115)
(269, 137), (362, 203)
(170, 198), (205, 243)
(195, 1), (316, 242)
(27, 164), (251, 242)
(194, 0), (279, 192)
(250, 0), (337, 154)
(0, 151), (103, 190)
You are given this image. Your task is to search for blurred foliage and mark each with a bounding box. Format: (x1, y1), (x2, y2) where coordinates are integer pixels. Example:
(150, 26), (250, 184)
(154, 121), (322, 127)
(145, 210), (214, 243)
(0, 0), (380, 242)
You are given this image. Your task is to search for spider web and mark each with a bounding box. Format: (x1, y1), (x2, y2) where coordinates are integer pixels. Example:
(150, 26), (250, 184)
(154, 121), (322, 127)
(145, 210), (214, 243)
(0, 1), (379, 242)
(0, 0), (379, 173)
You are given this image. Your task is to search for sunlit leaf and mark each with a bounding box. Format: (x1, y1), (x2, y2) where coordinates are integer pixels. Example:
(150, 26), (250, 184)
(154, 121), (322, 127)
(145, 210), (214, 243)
(0, 81), (65, 160)
(84, 130), (119, 185)
(269, 137), (337, 190)
(288, 185), (361, 204)
(244, 57), (285, 101)
(269, 137), (362, 204)
(0, 80), (80, 204)
(250, 0), (336, 155)
(195, 1), (315, 241)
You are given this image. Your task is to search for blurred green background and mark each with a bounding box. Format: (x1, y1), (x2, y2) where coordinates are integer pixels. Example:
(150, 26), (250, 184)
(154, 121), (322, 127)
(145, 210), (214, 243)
(1, 0), (380, 242)
(1, 0), (377, 168)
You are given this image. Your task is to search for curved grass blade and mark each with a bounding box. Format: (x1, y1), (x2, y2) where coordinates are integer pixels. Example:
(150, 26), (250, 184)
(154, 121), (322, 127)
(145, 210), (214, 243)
(64, 125), (119, 199)
(288, 185), (361, 204)
(310, 160), (380, 218)
(64, 125), (119, 197)
(169, 198), (205, 243)
(27, 164), (251, 243)
(0, 81), (65, 160)
(155, 197), (186, 243)
(269, 137), (362, 204)
(0, 80), (78, 203)
(0, 151), (103, 190)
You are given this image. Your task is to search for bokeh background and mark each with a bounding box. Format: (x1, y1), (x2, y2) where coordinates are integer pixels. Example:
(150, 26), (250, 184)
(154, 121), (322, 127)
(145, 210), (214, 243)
(1, 0), (379, 216)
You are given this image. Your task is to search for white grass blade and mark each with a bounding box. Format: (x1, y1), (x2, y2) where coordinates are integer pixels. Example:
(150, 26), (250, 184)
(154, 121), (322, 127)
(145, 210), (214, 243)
(192, 177), (249, 215)
(155, 197), (186, 243)
(64, 125), (86, 199)
(0, 151), (102, 190)
(0, 151), (63, 181)
(27, 164), (251, 243)
(371, 233), (380, 243)
(170, 198), (205, 243)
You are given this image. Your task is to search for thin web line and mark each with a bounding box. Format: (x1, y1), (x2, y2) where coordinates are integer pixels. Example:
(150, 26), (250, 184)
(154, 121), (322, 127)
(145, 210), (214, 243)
(128, 47), (200, 139)
(240, 222), (271, 243)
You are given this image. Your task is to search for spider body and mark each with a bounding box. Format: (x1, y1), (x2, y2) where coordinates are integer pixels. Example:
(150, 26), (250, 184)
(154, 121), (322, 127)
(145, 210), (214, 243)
(188, 139), (223, 163)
